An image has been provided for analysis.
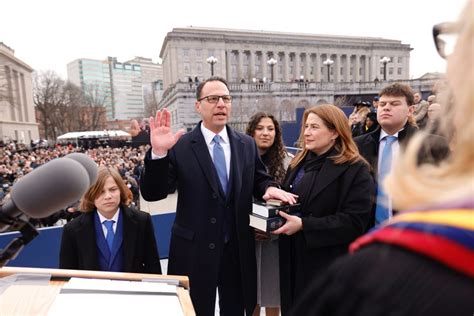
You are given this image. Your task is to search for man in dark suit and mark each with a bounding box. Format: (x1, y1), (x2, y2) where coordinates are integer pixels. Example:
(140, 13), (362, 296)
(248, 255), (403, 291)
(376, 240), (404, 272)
(354, 83), (416, 227)
(140, 77), (296, 316)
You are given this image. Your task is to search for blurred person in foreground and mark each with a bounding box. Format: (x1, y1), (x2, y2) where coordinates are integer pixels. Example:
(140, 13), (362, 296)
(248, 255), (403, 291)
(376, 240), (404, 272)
(272, 104), (374, 315)
(60, 166), (161, 274)
(246, 112), (293, 316)
(289, 1), (474, 314)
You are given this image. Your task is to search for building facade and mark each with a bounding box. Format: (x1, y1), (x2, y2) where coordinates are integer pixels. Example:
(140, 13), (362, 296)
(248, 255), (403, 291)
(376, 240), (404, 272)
(0, 42), (39, 144)
(67, 57), (162, 121)
(158, 26), (413, 133)
(67, 58), (114, 118)
(160, 27), (412, 90)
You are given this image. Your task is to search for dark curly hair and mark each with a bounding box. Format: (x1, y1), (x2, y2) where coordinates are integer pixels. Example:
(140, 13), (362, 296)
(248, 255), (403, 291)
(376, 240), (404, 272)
(246, 112), (287, 183)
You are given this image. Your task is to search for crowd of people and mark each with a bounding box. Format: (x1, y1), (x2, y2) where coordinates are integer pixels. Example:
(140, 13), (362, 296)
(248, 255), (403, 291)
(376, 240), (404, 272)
(1, 1), (473, 314)
(0, 144), (147, 226)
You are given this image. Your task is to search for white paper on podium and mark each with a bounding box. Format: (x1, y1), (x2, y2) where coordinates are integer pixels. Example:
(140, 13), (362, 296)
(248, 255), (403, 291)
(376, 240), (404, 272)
(47, 278), (183, 316)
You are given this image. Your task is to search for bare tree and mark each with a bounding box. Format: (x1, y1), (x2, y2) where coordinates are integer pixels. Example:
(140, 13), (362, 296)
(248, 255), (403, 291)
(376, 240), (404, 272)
(82, 82), (108, 131)
(143, 86), (159, 118)
(62, 82), (85, 132)
(33, 71), (68, 140)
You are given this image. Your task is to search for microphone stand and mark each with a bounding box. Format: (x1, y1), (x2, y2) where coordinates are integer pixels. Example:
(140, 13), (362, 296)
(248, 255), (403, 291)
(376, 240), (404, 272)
(0, 212), (39, 267)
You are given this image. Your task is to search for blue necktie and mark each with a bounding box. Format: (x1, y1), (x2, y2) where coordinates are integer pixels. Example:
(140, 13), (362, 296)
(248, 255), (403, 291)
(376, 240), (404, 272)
(375, 136), (397, 225)
(213, 135), (228, 195)
(103, 220), (115, 251)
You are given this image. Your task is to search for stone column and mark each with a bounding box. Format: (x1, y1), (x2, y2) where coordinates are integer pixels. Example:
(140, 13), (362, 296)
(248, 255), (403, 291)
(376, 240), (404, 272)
(283, 52), (289, 82)
(335, 54), (341, 82)
(293, 52), (300, 80)
(261, 51), (268, 80)
(304, 53), (310, 80)
(315, 53), (321, 82)
(249, 50), (255, 79)
(226, 50), (232, 82)
(364, 55), (370, 81)
(238, 50), (243, 81)
(344, 55), (350, 82)
(371, 54), (379, 81)
(355, 54), (360, 82)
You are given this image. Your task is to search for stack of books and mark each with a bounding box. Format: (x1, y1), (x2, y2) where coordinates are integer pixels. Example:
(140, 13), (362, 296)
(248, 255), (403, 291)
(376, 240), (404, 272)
(249, 199), (300, 232)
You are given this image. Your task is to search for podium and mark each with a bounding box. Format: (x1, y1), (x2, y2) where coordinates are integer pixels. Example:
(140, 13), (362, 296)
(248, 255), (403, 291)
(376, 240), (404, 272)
(0, 266), (195, 315)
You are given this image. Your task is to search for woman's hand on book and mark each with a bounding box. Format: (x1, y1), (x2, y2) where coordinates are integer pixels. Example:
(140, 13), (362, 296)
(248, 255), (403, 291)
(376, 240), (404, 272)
(272, 211), (302, 236)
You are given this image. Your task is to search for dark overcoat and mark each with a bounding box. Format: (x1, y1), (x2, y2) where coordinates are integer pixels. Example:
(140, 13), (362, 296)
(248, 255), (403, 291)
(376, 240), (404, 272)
(140, 122), (273, 315)
(279, 153), (374, 315)
(59, 205), (162, 274)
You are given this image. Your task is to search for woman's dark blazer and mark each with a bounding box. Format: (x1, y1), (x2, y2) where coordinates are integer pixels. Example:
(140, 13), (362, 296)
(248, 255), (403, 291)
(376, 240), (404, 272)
(59, 205), (162, 274)
(279, 154), (374, 315)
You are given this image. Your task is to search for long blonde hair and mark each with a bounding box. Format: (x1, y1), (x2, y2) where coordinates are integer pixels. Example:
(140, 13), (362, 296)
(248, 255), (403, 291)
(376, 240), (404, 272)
(291, 104), (365, 169)
(386, 0), (474, 209)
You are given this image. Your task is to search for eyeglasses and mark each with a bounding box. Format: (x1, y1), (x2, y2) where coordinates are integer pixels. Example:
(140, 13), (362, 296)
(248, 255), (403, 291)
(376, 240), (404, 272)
(433, 22), (458, 59)
(198, 95), (232, 104)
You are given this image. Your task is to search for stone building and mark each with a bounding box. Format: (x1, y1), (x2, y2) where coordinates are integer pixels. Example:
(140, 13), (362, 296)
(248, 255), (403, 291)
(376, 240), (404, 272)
(157, 27), (416, 133)
(160, 27), (412, 90)
(0, 42), (39, 144)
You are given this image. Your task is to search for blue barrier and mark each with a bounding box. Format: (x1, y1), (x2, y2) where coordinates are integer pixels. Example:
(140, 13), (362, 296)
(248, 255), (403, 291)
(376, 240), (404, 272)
(0, 213), (176, 269)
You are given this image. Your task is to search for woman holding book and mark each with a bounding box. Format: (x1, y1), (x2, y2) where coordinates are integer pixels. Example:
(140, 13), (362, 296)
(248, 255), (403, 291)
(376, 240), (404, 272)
(246, 112), (292, 316)
(273, 104), (373, 315)
(289, 2), (474, 314)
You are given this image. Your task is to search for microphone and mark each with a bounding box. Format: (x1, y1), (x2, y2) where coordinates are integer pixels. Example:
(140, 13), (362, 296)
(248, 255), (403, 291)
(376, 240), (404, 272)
(64, 153), (98, 186)
(0, 157), (94, 232)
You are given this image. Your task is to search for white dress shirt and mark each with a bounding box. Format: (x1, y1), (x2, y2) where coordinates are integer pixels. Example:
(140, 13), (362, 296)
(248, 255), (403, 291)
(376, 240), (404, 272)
(200, 124), (231, 179)
(97, 209), (120, 238)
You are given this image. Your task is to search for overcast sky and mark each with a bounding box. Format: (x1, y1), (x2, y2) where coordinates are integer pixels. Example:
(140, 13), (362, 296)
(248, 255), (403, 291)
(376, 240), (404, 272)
(1, 0), (466, 79)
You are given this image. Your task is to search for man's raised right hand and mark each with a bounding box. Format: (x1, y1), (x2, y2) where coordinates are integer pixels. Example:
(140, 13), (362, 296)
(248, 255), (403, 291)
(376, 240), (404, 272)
(149, 108), (185, 156)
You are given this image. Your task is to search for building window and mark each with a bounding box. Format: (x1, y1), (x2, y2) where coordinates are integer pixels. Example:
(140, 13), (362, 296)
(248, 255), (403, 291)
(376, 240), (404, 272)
(183, 49), (189, 58)
(380, 68), (384, 75)
(389, 68), (394, 75)
(184, 63), (190, 75)
(397, 67), (402, 75)
(340, 68), (343, 75)
(289, 55), (294, 62)
(289, 66), (293, 74)
(398, 57), (403, 63)
(196, 63), (203, 74)
(195, 49), (202, 57)
(310, 66), (314, 75)
(278, 65), (283, 74)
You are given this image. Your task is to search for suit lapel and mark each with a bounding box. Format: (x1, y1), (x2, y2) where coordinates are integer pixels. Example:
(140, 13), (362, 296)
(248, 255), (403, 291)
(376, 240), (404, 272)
(121, 207), (137, 271)
(91, 212), (110, 262)
(190, 124), (222, 196)
(227, 127), (244, 201)
(77, 213), (101, 270)
(109, 208), (125, 269)
(306, 159), (349, 204)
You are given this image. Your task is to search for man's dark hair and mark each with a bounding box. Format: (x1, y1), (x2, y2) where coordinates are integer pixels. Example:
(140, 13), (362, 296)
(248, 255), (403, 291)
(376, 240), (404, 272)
(196, 76), (229, 99)
(379, 83), (415, 106)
